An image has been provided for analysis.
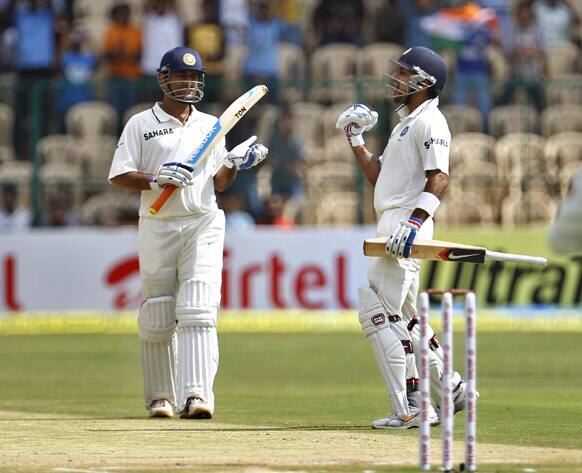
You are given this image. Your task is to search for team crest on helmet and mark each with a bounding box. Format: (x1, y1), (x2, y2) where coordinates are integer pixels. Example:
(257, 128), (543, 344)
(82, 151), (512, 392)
(183, 53), (196, 66)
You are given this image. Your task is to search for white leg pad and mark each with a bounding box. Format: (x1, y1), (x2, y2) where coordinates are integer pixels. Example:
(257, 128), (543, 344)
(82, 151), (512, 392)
(139, 296), (177, 408)
(359, 286), (409, 417)
(175, 279), (220, 412)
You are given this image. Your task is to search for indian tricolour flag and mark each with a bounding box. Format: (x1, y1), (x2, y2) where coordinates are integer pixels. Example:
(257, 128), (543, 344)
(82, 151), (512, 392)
(420, 4), (498, 51)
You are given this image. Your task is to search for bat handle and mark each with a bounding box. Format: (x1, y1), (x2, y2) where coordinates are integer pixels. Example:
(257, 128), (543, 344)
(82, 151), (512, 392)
(485, 250), (548, 267)
(149, 186), (176, 214)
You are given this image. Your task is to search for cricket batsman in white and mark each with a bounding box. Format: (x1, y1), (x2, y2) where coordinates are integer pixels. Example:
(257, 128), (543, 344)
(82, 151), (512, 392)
(109, 46), (268, 418)
(336, 46), (474, 429)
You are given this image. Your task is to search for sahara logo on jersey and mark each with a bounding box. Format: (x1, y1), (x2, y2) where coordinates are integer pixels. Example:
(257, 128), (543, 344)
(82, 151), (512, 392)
(144, 128), (175, 141)
(424, 137), (449, 149)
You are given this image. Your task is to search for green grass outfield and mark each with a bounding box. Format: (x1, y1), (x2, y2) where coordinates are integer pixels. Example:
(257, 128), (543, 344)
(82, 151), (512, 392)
(0, 311), (581, 473)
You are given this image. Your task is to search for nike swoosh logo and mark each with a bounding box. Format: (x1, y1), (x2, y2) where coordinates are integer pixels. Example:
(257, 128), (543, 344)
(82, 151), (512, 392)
(447, 252), (482, 260)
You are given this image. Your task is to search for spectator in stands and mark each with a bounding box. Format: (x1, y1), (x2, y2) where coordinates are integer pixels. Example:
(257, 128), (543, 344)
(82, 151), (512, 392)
(450, 1), (498, 132)
(141, 0), (182, 100)
(43, 185), (83, 226)
(397, 0), (436, 49)
(256, 193), (294, 227)
(218, 189), (256, 231)
(274, 0), (303, 46)
(0, 0), (16, 70)
(373, 0), (405, 45)
(312, 0), (365, 47)
(0, 183), (31, 230)
(219, 0), (249, 45)
(499, 1), (546, 111)
(481, 0), (511, 40)
(55, 28), (97, 131)
(268, 107), (305, 199)
(13, 0), (60, 158)
(243, 0), (284, 103)
(186, 0), (224, 102)
(104, 3), (142, 126)
(549, 167), (582, 254)
(533, 0), (580, 48)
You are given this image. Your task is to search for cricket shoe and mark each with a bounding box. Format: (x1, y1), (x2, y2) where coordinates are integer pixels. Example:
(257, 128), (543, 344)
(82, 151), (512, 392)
(372, 405), (439, 430)
(149, 399), (174, 418)
(181, 397), (213, 419)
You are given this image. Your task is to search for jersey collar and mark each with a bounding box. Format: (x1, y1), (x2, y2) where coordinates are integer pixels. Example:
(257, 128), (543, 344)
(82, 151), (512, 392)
(152, 102), (197, 124)
(398, 97), (439, 122)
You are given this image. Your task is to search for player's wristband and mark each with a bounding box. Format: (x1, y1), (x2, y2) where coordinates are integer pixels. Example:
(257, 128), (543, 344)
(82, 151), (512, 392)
(149, 175), (161, 190)
(407, 216), (424, 229)
(347, 134), (365, 147)
(415, 192), (440, 217)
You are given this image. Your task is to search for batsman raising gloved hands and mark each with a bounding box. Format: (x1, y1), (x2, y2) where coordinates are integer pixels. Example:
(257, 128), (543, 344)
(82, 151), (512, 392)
(109, 46), (269, 422)
(338, 47), (476, 432)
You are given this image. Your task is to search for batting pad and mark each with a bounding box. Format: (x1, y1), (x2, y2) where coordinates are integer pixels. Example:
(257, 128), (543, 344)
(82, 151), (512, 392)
(139, 296), (177, 408)
(358, 286), (409, 418)
(175, 279), (219, 412)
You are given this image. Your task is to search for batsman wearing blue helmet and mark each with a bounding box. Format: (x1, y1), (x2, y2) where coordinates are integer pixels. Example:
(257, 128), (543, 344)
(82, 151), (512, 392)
(337, 46), (476, 429)
(109, 46), (269, 419)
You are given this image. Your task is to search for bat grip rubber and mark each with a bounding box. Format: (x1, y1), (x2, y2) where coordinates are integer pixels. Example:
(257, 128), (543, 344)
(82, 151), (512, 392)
(485, 250), (548, 266)
(149, 186), (176, 214)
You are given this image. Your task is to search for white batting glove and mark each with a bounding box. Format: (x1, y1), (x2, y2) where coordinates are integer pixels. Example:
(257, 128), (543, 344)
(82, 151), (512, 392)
(151, 162), (194, 189)
(386, 217), (424, 258)
(224, 135), (269, 170)
(335, 103), (378, 147)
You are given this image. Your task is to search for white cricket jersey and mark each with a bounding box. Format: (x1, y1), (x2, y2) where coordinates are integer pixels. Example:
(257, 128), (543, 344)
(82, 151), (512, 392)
(109, 103), (227, 218)
(374, 97), (451, 215)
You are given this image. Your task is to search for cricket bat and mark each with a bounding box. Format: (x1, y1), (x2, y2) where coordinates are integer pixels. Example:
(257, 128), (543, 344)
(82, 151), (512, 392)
(363, 237), (548, 266)
(149, 84), (269, 214)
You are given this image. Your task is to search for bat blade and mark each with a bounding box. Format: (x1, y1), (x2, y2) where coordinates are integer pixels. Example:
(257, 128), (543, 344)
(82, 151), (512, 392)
(363, 237), (547, 266)
(364, 238), (487, 264)
(149, 85), (269, 214)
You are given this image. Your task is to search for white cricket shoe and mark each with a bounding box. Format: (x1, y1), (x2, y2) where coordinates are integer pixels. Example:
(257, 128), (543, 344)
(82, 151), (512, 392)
(181, 397), (213, 419)
(149, 399), (174, 418)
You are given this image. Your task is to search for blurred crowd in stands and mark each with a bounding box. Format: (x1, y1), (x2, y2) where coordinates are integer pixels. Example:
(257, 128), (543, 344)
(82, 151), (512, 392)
(0, 0), (581, 230)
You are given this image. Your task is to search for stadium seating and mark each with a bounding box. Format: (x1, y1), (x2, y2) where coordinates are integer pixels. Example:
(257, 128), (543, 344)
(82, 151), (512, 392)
(278, 43), (307, 102)
(546, 43), (580, 78)
(544, 131), (582, 195)
(0, 145), (14, 164)
(488, 104), (539, 138)
(441, 104), (483, 134)
(66, 101), (118, 137)
(76, 135), (118, 180)
(310, 44), (358, 103)
(545, 74), (582, 105)
(290, 102), (326, 147)
(305, 191), (359, 225)
(0, 102), (14, 147)
(37, 134), (81, 166)
(495, 132), (547, 190)
(122, 102), (153, 126)
(540, 104), (582, 136)
(501, 189), (558, 228)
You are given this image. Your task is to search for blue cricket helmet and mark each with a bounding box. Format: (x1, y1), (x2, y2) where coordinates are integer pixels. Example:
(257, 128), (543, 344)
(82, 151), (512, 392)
(392, 46), (448, 93)
(157, 46), (205, 103)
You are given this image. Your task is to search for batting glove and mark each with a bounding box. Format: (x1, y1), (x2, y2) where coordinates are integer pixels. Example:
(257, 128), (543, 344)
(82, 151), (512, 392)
(151, 162), (194, 189)
(386, 217), (423, 258)
(224, 135), (269, 170)
(335, 103), (378, 147)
